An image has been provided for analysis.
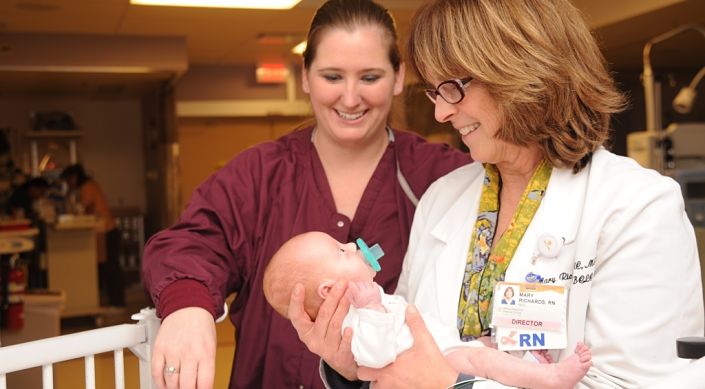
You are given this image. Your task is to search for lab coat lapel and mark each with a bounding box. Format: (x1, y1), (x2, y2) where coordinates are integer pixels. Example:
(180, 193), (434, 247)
(429, 172), (484, 324)
(421, 164), (590, 327)
(505, 166), (589, 283)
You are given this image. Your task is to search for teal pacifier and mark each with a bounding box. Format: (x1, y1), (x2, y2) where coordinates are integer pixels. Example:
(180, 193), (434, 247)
(356, 238), (384, 272)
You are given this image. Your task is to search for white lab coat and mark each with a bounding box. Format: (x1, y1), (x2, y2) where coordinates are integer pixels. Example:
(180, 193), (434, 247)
(396, 148), (705, 388)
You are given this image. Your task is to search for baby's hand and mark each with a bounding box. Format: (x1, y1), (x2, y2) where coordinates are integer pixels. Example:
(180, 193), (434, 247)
(475, 336), (495, 348)
(346, 281), (384, 311)
(530, 349), (554, 364)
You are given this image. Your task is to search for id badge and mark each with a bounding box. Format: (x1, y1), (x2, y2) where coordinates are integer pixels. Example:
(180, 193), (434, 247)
(491, 282), (567, 351)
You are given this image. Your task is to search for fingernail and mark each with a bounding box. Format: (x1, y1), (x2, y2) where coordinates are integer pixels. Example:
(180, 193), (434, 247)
(407, 305), (418, 314)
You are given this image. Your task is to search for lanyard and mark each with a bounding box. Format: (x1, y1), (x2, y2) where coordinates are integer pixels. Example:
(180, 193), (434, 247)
(457, 160), (552, 339)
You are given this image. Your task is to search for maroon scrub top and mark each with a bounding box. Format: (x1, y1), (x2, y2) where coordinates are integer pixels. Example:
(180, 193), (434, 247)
(143, 127), (470, 388)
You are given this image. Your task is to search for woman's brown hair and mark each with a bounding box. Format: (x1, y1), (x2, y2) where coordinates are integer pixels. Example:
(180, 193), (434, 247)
(303, 0), (401, 73)
(407, 0), (626, 172)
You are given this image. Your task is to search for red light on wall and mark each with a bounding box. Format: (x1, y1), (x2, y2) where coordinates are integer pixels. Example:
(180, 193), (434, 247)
(256, 63), (288, 84)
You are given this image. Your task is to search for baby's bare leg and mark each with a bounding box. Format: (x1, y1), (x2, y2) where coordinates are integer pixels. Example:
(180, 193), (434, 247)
(445, 342), (591, 389)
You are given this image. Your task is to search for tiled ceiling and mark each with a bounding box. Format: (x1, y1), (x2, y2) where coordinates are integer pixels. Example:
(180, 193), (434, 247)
(0, 0), (704, 97)
(0, 0), (703, 67)
(0, 0), (424, 67)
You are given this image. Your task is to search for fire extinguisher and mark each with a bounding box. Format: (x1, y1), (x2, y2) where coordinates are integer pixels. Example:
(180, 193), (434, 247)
(6, 255), (26, 330)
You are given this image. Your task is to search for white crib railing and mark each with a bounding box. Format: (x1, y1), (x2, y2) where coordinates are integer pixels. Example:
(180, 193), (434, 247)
(0, 307), (160, 389)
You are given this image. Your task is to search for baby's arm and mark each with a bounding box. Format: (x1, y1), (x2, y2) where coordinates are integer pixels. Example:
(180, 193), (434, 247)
(346, 281), (386, 312)
(343, 284), (407, 368)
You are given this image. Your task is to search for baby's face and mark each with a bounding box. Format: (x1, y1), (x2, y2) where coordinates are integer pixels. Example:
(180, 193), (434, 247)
(320, 235), (376, 282)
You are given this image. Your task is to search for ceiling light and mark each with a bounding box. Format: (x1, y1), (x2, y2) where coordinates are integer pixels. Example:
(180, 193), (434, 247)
(291, 40), (306, 55)
(130, 0), (302, 10)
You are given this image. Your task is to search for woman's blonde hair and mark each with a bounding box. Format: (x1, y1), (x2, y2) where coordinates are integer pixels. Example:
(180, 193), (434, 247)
(407, 0), (626, 172)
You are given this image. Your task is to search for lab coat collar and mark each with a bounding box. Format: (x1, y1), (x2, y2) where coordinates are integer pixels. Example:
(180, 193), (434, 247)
(428, 166), (484, 322)
(426, 162), (591, 320)
(505, 165), (589, 281)
(429, 167), (484, 245)
(427, 163), (589, 249)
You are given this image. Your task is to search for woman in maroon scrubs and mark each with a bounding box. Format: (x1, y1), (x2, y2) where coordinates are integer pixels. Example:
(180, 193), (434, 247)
(142, 1), (470, 388)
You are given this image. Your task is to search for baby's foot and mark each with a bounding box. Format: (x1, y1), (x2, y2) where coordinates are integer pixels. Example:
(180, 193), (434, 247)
(542, 342), (591, 389)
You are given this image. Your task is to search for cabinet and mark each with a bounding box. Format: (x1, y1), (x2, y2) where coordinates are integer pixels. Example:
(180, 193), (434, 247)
(45, 219), (102, 317)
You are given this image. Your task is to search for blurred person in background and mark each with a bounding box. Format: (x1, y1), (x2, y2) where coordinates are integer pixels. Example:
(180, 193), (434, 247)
(5, 176), (51, 288)
(6, 176), (50, 221)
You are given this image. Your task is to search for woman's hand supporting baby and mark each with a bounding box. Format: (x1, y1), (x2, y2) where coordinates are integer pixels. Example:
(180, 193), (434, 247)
(357, 305), (458, 388)
(288, 279), (359, 381)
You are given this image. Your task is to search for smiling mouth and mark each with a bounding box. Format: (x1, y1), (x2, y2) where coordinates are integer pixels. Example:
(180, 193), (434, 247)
(458, 123), (480, 136)
(336, 110), (366, 121)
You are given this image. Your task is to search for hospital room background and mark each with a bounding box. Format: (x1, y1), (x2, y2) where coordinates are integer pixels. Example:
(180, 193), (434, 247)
(0, 0), (704, 387)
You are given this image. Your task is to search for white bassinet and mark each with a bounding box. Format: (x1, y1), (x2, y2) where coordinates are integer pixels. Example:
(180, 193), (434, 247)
(0, 307), (160, 389)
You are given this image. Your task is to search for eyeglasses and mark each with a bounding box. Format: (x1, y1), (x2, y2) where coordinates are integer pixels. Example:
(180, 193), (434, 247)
(424, 77), (473, 104)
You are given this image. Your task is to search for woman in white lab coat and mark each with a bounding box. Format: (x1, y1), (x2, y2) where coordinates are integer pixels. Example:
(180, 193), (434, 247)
(290, 0), (705, 388)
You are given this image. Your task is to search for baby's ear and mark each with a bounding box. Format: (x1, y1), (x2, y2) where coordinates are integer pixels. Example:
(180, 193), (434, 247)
(317, 280), (336, 299)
